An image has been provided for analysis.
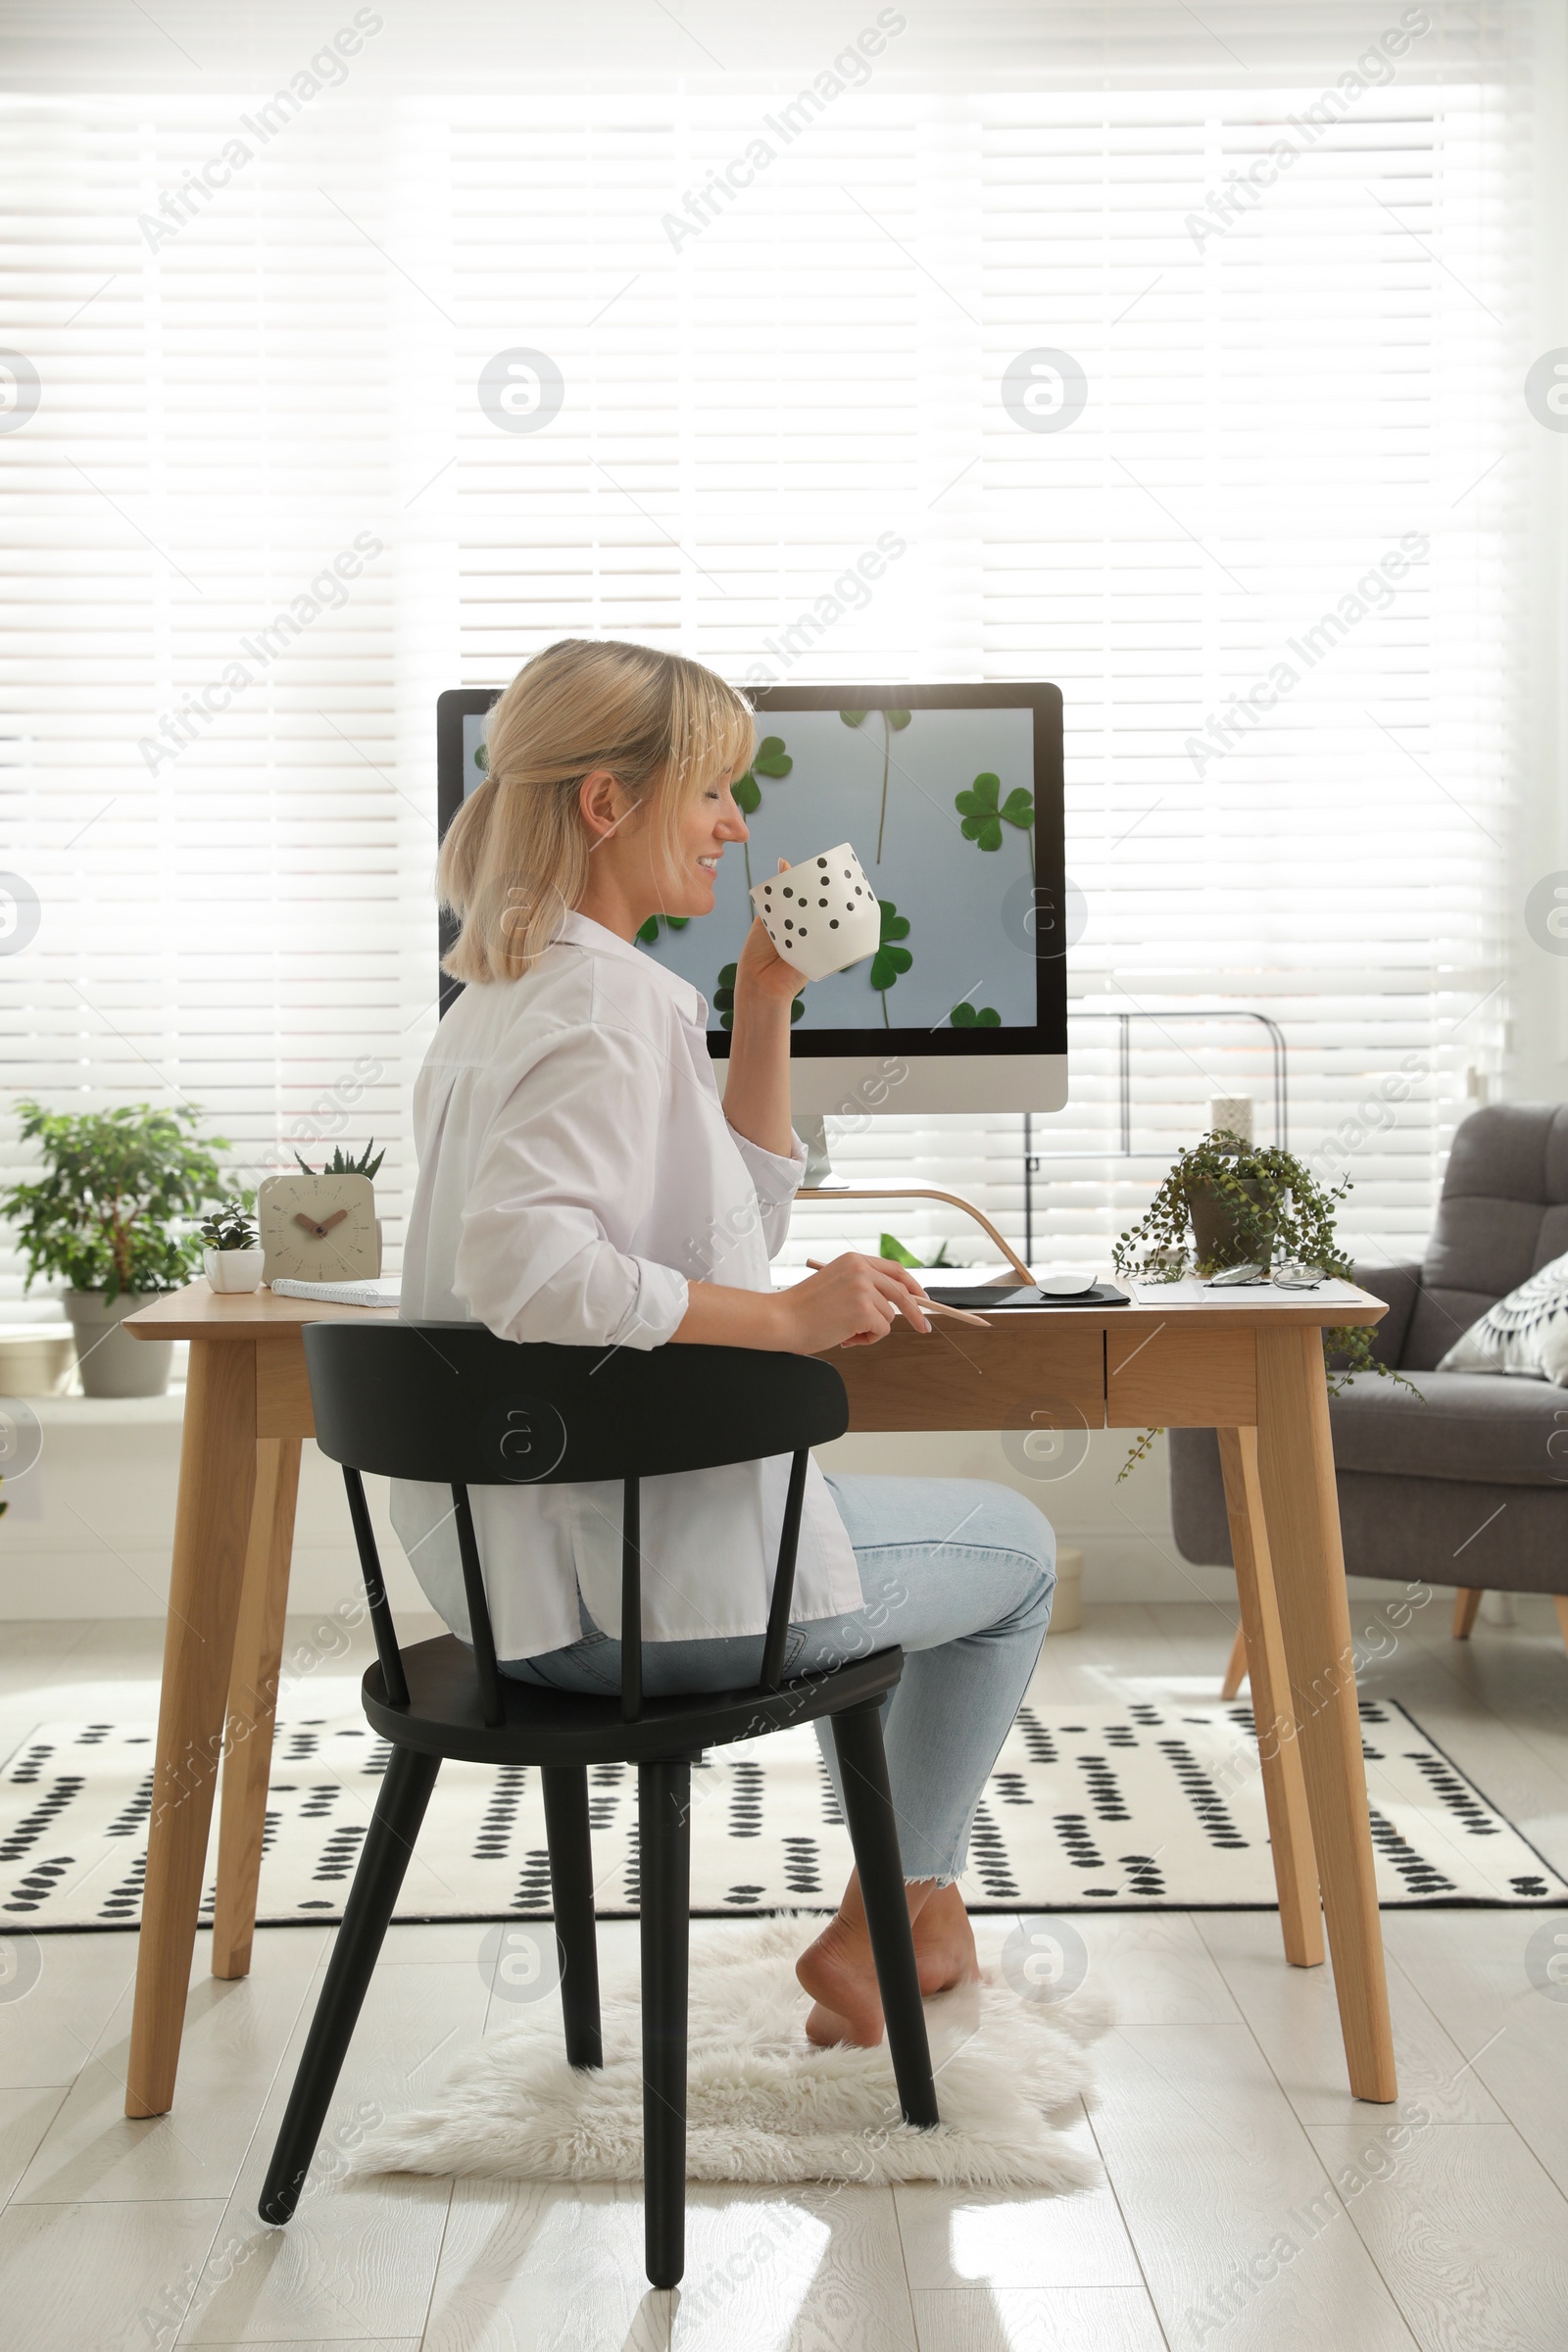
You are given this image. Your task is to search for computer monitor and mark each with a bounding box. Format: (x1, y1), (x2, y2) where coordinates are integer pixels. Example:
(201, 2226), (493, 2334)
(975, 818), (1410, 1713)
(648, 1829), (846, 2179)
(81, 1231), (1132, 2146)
(435, 680), (1068, 1122)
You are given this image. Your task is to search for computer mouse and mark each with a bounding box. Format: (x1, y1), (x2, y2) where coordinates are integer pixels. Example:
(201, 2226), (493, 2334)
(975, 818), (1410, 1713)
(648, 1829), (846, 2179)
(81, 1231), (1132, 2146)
(1036, 1268), (1098, 1297)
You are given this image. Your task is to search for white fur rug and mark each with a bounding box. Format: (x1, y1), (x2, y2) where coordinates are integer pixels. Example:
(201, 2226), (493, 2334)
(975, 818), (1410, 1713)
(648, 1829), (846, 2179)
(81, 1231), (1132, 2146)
(357, 1917), (1108, 2190)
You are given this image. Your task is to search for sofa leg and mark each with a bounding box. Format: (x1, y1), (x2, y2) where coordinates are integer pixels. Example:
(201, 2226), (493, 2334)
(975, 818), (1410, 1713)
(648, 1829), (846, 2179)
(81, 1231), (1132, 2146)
(1220, 1623), (1249, 1699)
(1452, 1588), (1483, 1641)
(1554, 1596), (1568, 1661)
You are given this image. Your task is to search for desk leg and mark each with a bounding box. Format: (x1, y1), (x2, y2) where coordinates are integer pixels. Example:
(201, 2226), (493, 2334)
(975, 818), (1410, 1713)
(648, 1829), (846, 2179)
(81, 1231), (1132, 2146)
(1217, 1426), (1323, 1969)
(1255, 1328), (1397, 2102)
(212, 1437), (301, 1982)
(125, 1339), (258, 2119)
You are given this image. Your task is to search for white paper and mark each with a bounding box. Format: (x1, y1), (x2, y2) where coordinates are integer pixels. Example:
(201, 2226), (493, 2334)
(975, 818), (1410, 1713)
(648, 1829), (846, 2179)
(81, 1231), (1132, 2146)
(1128, 1275), (1365, 1306)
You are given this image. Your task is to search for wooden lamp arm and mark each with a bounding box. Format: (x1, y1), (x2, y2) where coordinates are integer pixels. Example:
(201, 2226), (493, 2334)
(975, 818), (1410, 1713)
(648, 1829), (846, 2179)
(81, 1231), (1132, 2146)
(796, 1183), (1033, 1286)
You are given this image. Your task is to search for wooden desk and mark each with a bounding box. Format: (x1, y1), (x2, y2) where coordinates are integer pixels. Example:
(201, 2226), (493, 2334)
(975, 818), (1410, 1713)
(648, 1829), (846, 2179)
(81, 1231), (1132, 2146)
(122, 1279), (1396, 2116)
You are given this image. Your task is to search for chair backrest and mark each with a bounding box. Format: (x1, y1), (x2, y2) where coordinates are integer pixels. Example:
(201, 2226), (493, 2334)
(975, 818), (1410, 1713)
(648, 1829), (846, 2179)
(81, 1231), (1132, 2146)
(1406, 1103), (1568, 1368)
(303, 1323), (850, 1727)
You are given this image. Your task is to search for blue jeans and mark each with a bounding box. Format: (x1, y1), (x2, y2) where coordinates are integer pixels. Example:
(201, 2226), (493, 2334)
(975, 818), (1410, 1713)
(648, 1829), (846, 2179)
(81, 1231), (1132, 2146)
(500, 1474), (1056, 1885)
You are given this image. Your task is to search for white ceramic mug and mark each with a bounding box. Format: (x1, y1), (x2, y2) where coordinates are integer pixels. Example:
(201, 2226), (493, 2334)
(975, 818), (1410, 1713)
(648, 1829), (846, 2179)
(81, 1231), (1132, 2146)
(750, 843), (881, 982)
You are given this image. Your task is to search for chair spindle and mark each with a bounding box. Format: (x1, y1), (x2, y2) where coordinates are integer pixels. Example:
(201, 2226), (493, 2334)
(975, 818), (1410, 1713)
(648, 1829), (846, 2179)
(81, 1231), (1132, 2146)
(760, 1448), (809, 1692)
(340, 1466), (410, 1709)
(451, 1483), (506, 1729)
(621, 1475), (643, 1724)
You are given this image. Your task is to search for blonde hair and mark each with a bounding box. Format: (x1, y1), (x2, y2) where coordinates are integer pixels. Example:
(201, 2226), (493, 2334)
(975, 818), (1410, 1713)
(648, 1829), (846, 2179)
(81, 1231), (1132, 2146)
(438, 639), (755, 984)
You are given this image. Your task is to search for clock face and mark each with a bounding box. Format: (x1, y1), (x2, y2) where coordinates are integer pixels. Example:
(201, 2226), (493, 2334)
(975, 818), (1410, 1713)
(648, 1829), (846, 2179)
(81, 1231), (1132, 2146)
(258, 1174), (379, 1284)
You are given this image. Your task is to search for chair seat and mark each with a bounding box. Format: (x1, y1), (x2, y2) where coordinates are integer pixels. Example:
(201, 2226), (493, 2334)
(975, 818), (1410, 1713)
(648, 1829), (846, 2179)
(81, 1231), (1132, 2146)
(1328, 1366), (1568, 1487)
(361, 1633), (906, 1765)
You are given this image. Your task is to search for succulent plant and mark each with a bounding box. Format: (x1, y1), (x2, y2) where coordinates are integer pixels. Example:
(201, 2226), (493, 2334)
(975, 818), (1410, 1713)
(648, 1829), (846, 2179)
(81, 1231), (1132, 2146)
(294, 1140), (385, 1182)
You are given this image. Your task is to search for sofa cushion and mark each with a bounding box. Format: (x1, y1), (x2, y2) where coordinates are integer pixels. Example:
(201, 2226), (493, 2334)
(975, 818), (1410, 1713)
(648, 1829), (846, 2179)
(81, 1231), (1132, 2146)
(1438, 1249), (1568, 1385)
(1328, 1368), (1568, 1486)
(1406, 1102), (1568, 1368)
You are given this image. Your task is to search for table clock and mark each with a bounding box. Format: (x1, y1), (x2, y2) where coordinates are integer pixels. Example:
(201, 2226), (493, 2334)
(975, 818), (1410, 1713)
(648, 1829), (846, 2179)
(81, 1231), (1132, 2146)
(258, 1172), (379, 1285)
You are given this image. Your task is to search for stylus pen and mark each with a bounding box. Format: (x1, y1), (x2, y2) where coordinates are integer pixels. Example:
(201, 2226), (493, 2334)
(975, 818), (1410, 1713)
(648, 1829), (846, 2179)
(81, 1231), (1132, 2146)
(804, 1258), (992, 1329)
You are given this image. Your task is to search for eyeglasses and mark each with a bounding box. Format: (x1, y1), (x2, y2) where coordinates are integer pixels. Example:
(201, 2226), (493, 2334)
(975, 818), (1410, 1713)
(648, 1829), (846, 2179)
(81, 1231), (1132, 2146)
(1203, 1261), (1325, 1291)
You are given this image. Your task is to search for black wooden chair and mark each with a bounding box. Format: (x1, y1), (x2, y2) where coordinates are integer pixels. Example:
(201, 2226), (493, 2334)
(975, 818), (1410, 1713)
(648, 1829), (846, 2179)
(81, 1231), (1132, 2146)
(258, 1322), (939, 2288)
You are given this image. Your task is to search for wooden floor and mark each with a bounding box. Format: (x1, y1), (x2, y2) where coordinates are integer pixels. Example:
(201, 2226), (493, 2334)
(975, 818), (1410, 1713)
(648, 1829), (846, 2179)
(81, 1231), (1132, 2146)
(1, 1597), (1566, 2351)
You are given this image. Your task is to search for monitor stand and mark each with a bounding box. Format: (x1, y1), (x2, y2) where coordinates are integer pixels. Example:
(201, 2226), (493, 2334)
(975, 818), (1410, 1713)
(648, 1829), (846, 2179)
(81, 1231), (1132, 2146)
(793, 1115), (1034, 1287)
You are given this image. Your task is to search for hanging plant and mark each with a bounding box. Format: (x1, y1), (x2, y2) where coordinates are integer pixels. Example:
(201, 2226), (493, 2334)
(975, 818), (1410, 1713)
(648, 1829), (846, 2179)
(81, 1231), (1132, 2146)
(868, 899), (912, 1028)
(1109, 1130), (1415, 1478)
(950, 1002), (1001, 1028)
(733, 735), (792, 888)
(840, 708), (911, 861)
(636, 912), (690, 945)
(714, 961), (803, 1030)
(956, 771), (1034, 875)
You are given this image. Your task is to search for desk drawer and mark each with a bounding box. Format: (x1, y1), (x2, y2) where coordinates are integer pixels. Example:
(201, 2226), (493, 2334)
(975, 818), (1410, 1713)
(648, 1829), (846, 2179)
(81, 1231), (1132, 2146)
(1105, 1320), (1255, 1427)
(821, 1317), (1105, 1434)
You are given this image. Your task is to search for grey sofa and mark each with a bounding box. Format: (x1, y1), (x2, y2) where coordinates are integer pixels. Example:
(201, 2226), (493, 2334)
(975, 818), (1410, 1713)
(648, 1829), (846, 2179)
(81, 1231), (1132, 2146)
(1169, 1102), (1568, 1644)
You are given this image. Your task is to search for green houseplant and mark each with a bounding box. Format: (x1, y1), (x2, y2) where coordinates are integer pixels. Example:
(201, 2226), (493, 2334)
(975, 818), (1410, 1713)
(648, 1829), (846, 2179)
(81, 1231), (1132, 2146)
(198, 1198), (264, 1295)
(0, 1102), (233, 1396)
(1109, 1128), (1412, 1475)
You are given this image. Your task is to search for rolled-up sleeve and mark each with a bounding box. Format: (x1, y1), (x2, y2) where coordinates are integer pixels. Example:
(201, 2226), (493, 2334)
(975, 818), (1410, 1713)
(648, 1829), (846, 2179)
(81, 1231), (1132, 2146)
(727, 1125), (807, 1260)
(454, 1020), (690, 1349)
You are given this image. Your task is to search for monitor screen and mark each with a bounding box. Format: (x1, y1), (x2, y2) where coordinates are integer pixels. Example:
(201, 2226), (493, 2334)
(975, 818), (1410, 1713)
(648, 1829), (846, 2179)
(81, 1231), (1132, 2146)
(438, 680), (1065, 1069)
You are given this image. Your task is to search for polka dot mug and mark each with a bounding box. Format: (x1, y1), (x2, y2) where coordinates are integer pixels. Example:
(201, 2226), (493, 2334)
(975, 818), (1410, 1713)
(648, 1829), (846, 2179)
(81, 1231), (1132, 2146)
(749, 842), (882, 983)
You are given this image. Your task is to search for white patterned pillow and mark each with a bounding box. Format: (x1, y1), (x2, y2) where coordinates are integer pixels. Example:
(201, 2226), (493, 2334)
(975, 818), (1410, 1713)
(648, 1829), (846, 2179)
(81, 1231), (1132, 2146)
(1439, 1250), (1568, 1384)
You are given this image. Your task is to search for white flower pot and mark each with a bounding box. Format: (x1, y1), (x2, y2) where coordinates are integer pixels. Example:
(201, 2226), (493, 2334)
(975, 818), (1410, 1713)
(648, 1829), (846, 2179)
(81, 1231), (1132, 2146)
(204, 1246), (266, 1295)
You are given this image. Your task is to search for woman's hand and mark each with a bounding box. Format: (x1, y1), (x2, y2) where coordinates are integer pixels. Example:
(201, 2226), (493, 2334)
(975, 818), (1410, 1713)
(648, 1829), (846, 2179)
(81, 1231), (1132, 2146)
(672, 1252), (932, 1351)
(777, 1251), (933, 1350)
(733, 858), (808, 1015)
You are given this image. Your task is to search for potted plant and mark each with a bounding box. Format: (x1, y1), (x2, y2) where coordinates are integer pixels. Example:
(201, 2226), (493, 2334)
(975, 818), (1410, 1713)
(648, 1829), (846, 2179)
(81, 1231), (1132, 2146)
(1110, 1128), (1412, 1474)
(879, 1232), (954, 1270)
(0, 1102), (233, 1397)
(199, 1199), (264, 1294)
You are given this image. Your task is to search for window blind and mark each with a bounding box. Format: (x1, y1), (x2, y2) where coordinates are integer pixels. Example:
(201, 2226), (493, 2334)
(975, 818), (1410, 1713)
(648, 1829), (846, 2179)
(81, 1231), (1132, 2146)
(0, 5), (1533, 1311)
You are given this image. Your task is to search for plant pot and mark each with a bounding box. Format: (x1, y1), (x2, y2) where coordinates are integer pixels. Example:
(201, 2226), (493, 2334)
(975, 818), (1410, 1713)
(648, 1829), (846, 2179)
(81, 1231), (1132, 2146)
(1047, 1544), (1083, 1635)
(203, 1246), (265, 1295)
(64, 1290), (174, 1398)
(0, 1325), (76, 1397)
(1186, 1176), (1272, 1270)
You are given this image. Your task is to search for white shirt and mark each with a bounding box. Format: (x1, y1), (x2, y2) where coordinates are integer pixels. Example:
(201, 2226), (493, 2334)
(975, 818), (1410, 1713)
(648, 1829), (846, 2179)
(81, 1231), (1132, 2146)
(389, 908), (862, 1660)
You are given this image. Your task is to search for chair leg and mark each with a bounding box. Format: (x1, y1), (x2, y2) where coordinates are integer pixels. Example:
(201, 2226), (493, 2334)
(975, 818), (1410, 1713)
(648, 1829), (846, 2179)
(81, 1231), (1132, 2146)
(1553, 1594), (1568, 1661)
(1452, 1588), (1483, 1641)
(259, 1743), (440, 2226)
(829, 1700), (940, 2131)
(542, 1766), (602, 2068)
(638, 1761), (691, 2292)
(1220, 1621), (1249, 1699)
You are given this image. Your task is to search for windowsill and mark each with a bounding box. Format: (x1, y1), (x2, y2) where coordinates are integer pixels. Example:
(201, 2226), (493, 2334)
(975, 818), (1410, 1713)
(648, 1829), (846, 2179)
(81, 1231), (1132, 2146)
(20, 1387), (187, 1424)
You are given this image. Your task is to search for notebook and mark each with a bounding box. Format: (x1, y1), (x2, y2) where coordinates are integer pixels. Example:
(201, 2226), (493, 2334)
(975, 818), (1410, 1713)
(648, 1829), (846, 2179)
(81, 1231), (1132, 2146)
(267, 1277), (403, 1309)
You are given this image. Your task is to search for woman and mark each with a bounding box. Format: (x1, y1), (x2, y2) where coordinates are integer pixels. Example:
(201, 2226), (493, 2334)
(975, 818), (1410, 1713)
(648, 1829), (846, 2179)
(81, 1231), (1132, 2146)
(393, 638), (1055, 2047)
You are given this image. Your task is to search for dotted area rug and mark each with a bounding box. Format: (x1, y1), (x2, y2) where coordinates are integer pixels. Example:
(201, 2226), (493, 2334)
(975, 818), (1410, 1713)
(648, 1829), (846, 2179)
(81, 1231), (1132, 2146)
(2, 1697), (1562, 1928)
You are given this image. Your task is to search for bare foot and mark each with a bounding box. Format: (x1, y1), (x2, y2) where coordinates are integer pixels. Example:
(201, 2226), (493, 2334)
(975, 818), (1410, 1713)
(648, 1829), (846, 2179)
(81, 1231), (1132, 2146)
(910, 1882), (980, 1996)
(796, 1879), (980, 2046)
(797, 1912), (887, 2047)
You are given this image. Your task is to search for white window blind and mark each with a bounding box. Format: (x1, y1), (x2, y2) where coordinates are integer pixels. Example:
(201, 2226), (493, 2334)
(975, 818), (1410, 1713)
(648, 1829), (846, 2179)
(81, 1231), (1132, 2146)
(0, 4), (1534, 1310)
